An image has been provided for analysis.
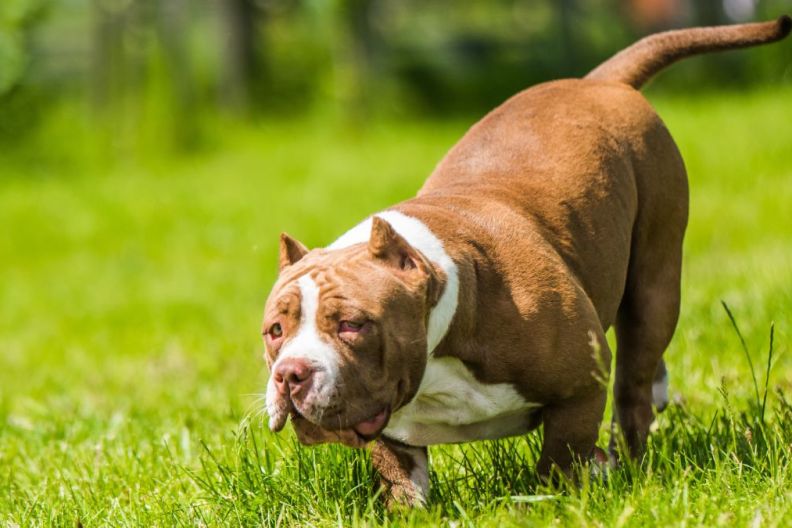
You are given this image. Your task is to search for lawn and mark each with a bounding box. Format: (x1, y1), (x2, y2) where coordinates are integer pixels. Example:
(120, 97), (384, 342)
(1, 86), (791, 526)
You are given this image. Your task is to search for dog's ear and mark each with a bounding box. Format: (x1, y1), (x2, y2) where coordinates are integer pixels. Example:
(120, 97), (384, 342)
(279, 233), (309, 271)
(369, 217), (446, 303)
(368, 217), (420, 272)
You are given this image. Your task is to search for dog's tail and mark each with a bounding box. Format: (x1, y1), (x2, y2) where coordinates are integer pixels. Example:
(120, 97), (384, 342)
(586, 16), (791, 89)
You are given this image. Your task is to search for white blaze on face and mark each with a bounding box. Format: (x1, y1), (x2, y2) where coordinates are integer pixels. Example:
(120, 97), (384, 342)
(266, 274), (341, 428)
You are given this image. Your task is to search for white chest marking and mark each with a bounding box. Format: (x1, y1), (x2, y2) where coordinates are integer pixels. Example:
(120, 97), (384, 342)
(328, 210), (459, 354)
(273, 275), (339, 373)
(383, 357), (541, 446)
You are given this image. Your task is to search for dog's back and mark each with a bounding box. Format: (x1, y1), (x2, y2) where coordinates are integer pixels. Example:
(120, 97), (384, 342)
(419, 79), (674, 329)
(420, 16), (791, 330)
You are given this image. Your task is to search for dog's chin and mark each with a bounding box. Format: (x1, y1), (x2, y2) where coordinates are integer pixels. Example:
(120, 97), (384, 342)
(290, 407), (391, 448)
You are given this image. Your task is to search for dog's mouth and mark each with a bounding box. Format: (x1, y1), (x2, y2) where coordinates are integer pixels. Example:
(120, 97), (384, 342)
(266, 378), (393, 445)
(284, 405), (391, 444)
(351, 407), (391, 440)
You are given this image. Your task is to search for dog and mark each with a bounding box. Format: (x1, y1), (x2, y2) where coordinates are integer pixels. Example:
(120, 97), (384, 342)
(261, 17), (791, 506)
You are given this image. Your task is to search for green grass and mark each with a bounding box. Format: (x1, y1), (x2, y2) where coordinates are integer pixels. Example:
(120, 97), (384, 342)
(1, 86), (791, 526)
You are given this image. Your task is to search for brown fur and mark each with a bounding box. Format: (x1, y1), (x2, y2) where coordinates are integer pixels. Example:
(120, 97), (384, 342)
(263, 17), (790, 505)
(371, 439), (428, 507)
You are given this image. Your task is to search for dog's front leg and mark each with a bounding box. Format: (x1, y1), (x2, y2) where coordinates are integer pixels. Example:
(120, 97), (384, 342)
(371, 438), (428, 507)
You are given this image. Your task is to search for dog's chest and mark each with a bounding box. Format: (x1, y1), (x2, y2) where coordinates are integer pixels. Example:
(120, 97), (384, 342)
(383, 357), (541, 446)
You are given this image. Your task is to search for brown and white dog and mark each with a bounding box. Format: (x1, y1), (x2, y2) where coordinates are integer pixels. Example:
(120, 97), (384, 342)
(261, 17), (791, 505)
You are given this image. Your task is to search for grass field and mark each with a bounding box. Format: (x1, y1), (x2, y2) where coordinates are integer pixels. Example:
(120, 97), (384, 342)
(1, 86), (791, 526)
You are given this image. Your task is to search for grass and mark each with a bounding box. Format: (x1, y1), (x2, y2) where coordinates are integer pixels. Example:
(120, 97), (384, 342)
(1, 85), (791, 526)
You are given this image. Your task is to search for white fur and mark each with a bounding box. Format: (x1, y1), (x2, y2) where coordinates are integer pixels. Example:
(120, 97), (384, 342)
(266, 275), (340, 420)
(384, 357), (541, 446)
(652, 371), (669, 410)
(265, 373), (289, 431)
(328, 210), (459, 354)
(408, 448), (429, 504)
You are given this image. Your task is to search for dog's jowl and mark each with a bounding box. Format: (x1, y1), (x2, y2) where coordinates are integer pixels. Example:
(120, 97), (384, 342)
(261, 17), (791, 506)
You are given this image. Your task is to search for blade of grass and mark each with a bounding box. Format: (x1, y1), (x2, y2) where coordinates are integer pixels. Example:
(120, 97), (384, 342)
(760, 323), (775, 424)
(721, 301), (761, 407)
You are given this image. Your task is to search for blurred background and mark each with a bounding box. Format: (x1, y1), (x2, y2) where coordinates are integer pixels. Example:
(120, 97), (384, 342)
(2, 0), (791, 165)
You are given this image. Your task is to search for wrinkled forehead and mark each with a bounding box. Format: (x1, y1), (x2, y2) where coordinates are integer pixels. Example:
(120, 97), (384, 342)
(265, 274), (302, 315)
(265, 244), (390, 314)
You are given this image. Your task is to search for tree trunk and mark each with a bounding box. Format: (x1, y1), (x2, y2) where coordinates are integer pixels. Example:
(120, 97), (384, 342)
(158, 0), (198, 148)
(217, 0), (263, 114)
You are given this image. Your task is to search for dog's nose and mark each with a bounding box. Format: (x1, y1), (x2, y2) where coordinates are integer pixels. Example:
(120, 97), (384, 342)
(273, 358), (314, 398)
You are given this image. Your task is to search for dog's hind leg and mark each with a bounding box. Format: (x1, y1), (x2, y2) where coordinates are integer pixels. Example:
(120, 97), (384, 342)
(612, 136), (688, 458)
(612, 245), (682, 457)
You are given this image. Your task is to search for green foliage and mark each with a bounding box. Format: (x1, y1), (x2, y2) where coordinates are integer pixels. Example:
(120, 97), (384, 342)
(0, 0), (47, 95)
(3, 0), (792, 154)
(1, 88), (792, 525)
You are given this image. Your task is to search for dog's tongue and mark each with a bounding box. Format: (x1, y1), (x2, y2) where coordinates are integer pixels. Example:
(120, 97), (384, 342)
(353, 409), (389, 437)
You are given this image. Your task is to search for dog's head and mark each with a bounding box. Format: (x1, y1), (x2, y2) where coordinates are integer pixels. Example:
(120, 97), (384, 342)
(262, 217), (446, 447)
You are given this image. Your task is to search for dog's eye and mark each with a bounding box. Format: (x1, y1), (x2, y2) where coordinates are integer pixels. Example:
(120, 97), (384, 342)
(269, 323), (283, 338)
(339, 320), (364, 334)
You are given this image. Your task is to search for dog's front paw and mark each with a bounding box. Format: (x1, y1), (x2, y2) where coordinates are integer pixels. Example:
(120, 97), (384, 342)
(380, 478), (428, 509)
(371, 438), (429, 509)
